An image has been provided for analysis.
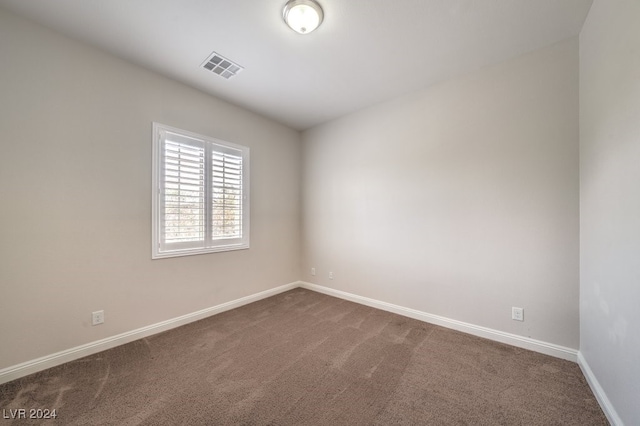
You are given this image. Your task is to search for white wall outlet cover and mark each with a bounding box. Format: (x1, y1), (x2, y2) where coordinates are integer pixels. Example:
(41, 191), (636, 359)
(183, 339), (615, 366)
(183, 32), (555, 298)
(512, 307), (524, 321)
(92, 310), (105, 326)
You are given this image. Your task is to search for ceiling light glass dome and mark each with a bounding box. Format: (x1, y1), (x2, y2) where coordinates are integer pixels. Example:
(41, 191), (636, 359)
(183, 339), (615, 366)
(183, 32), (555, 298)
(282, 0), (324, 34)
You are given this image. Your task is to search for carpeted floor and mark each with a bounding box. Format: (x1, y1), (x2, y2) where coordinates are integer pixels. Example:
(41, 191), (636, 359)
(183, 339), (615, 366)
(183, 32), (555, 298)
(0, 288), (607, 425)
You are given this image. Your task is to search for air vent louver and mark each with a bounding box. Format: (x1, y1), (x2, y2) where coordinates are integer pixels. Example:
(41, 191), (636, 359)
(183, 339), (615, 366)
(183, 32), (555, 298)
(201, 52), (243, 79)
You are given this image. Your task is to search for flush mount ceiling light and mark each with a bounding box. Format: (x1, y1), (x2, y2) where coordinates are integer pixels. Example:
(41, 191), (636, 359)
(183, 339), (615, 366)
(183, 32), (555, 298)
(282, 0), (324, 34)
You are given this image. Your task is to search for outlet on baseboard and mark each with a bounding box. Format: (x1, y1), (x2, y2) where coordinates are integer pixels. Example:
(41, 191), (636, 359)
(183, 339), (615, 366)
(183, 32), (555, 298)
(92, 310), (104, 326)
(511, 307), (524, 321)
(328, 271), (334, 280)
(311, 267), (316, 276)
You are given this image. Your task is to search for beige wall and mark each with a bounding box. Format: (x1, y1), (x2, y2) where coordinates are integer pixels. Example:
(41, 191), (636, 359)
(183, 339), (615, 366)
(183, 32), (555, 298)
(0, 9), (301, 369)
(3, 3), (636, 419)
(302, 39), (580, 349)
(580, 0), (640, 423)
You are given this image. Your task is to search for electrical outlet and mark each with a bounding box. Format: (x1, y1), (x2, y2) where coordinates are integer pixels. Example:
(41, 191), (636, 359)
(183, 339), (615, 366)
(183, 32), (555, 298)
(311, 267), (316, 276)
(329, 271), (334, 280)
(92, 310), (104, 326)
(512, 307), (524, 321)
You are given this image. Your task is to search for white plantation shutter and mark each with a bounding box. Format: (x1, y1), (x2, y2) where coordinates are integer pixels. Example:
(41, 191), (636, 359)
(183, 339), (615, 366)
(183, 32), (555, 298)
(211, 147), (243, 240)
(152, 123), (250, 258)
(160, 132), (205, 251)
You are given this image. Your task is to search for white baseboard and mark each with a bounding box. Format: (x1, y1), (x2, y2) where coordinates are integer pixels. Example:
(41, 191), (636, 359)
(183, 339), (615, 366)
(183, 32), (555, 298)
(299, 282), (578, 362)
(0, 282), (298, 385)
(4, 281), (616, 423)
(0, 280), (583, 384)
(577, 352), (622, 426)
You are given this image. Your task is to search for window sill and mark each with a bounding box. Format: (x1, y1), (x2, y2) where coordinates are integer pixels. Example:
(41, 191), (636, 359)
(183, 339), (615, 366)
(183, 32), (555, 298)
(152, 243), (250, 260)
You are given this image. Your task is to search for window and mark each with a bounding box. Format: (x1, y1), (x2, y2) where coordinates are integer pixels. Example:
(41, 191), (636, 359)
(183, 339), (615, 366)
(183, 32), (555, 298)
(152, 123), (250, 259)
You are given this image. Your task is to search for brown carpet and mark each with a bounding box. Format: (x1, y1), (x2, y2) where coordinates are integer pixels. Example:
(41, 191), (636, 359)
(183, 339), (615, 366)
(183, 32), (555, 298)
(0, 288), (607, 425)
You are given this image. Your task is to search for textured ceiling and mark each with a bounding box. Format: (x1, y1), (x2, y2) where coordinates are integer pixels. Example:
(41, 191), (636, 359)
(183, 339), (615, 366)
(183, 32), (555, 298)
(0, 0), (593, 130)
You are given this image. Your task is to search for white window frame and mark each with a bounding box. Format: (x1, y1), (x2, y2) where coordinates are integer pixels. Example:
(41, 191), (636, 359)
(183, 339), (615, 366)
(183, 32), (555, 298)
(152, 122), (250, 259)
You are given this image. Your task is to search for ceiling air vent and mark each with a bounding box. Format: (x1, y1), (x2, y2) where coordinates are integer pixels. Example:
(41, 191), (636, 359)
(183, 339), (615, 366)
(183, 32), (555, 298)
(201, 52), (243, 80)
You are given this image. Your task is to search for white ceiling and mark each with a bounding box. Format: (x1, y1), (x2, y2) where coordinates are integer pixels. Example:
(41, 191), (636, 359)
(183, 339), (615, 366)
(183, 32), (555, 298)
(0, 0), (593, 130)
